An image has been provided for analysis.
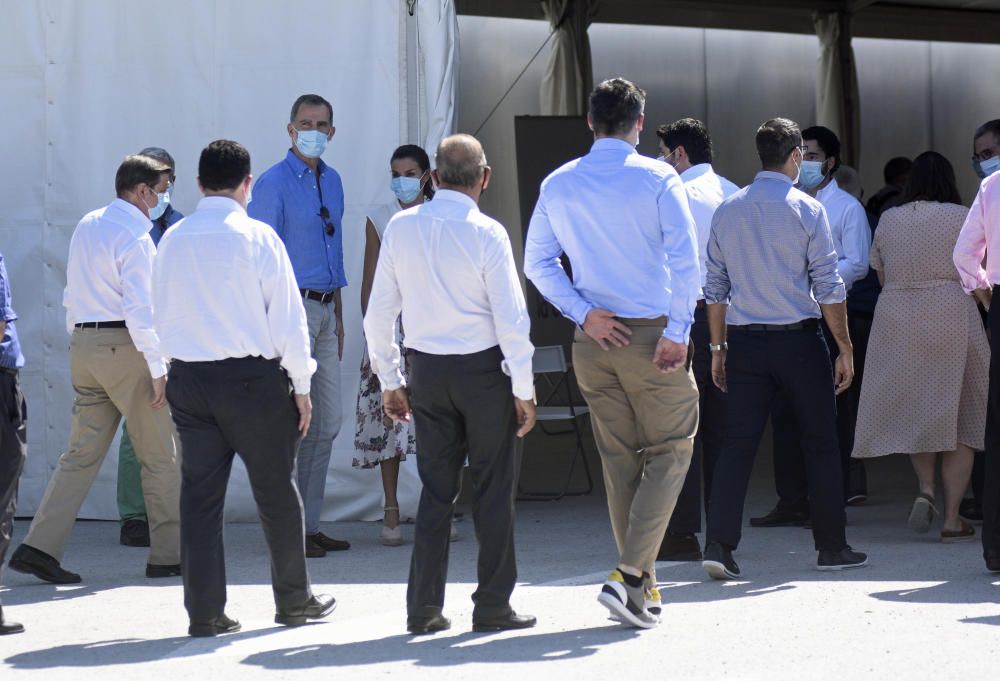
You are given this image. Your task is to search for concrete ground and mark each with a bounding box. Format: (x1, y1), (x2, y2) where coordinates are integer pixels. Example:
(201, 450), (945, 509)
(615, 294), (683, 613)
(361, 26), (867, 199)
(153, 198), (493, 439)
(2, 453), (998, 681)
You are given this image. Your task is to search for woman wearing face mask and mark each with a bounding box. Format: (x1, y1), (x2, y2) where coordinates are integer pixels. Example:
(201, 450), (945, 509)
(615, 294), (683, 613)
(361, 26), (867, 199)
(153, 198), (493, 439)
(353, 144), (446, 546)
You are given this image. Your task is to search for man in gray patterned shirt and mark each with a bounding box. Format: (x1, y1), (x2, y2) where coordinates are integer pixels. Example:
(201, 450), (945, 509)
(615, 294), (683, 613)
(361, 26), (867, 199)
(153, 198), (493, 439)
(700, 117), (869, 580)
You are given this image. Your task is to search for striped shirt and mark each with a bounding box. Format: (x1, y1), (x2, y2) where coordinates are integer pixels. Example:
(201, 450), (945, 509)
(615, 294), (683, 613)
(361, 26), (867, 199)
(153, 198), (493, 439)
(705, 171), (846, 325)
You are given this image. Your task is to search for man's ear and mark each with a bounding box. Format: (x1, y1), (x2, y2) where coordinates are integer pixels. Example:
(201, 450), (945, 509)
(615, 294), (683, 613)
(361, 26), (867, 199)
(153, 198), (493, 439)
(481, 166), (492, 192)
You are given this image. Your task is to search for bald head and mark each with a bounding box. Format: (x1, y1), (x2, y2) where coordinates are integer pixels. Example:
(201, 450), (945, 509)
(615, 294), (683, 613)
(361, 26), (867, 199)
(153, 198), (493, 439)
(435, 134), (488, 189)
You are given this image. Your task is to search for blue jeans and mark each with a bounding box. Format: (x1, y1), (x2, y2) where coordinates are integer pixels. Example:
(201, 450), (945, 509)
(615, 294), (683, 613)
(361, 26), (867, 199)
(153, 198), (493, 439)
(298, 299), (342, 535)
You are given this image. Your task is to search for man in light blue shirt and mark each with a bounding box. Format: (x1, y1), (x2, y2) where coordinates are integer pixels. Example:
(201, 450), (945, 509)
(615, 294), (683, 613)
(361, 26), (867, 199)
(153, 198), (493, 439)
(525, 78), (700, 629)
(249, 94), (349, 557)
(701, 117), (867, 581)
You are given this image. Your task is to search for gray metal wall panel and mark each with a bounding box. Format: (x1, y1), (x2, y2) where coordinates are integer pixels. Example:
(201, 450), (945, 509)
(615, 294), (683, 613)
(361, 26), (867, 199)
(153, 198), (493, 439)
(854, 38), (933, 204)
(704, 29), (817, 187)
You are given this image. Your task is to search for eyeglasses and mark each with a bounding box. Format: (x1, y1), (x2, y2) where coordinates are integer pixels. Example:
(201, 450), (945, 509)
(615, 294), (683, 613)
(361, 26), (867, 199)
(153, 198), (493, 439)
(319, 205), (335, 236)
(972, 148), (1000, 163)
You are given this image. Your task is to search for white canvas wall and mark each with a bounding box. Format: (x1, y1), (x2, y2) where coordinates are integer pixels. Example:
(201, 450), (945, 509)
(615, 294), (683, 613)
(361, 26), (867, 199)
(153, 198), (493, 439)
(1, 0), (457, 522)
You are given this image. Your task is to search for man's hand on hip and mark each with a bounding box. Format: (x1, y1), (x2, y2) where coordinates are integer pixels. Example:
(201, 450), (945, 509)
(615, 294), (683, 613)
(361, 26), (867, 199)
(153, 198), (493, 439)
(383, 388), (411, 423)
(653, 337), (687, 373)
(583, 308), (632, 350)
(294, 393), (313, 433)
(151, 376), (167, 409)
(515, 398), (536, 438)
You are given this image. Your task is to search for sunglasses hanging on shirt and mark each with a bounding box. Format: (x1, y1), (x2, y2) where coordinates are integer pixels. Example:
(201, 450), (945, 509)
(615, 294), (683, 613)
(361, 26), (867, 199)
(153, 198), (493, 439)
(316, 168), (335, 236)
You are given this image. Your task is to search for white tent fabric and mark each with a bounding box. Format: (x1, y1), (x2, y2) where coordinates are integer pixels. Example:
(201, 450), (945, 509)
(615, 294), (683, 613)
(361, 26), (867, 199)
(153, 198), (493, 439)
(0, 0), (457, 522)
(814, 10), (862, 166)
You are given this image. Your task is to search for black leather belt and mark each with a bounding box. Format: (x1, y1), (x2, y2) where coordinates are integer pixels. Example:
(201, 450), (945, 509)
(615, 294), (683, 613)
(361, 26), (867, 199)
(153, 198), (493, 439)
(731, 319), (819, 332)
(300, 289), (336, 304)
(0, 366), (17, 376)
(75, 321), (127, 329)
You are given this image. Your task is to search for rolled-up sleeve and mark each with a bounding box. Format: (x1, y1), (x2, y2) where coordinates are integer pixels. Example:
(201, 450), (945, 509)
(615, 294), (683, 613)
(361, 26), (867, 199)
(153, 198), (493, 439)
(483, 227), (535, 401)
(660, 174), (700, 344)
(363, 228), (406, 392)
(523, 189), (593, 326)
(704, 207), (731, 305)
(259, 236), (316, 394)
(954, 179), (992, 293)
(808, 206), (847, 304)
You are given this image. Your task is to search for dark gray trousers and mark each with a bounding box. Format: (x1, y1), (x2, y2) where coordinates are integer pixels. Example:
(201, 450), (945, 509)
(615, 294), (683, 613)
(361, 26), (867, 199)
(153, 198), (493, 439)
(0, 370), (27, 614)
(166, 357), (312, 622)
(406, 346), (520, 619)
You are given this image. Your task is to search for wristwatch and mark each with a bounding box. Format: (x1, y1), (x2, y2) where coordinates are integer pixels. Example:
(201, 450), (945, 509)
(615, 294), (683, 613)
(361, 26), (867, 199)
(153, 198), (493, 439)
(709, 342), (728, 352)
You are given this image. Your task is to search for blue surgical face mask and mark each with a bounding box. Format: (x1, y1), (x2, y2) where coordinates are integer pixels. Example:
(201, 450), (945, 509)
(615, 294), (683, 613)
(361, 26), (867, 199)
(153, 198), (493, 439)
(390, 176), (424, 203)
(977, 156), (1000, 179)
(798, 160), (825, 189)
(146, 187), (169, 220)
(294, 129), (328, 158)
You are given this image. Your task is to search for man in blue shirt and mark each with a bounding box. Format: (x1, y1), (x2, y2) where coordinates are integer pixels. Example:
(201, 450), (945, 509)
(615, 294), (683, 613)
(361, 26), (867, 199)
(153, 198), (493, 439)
(525, 78), (700, 629)
(0, 252), (27, 635)
(249, 94), (349, 557)
(702, 117), (868, 580)
(117, 146), (186, 549)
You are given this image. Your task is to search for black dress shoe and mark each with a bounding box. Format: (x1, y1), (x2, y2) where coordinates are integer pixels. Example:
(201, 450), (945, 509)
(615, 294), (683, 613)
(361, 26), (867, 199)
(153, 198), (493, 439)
(0, 606), (24, 636)
(308, 532), (350, 552)
(960, 498), (984, 523)
(146, 563), (182, 578)
(275, 593), (337, 626)
(749, 506), (809, 527)
(702, 541), (740, 580)
(407, 613), (451, 634)
(817, 546), (868, 571)
(8, 544), (82, 584)
(472, 611), (537, 632)
(120, 519), (151, 547)
(985, 552), (1000, 572)
(304, 534), (327, 558)
(189, 614), (241, 637)
(657, 532), (703, 561)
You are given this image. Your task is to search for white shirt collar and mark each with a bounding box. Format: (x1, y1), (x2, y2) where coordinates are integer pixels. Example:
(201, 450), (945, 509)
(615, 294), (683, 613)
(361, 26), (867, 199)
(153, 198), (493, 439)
(196, 195), (247, 213)
(432, 189), (479, 211)
(110, 197), (153, 230)
(680, 163), (715, 182)
(816, 178), (841, 201)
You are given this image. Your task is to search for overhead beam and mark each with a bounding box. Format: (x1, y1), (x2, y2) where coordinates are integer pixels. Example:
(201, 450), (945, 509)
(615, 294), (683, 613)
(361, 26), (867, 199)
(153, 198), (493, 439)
(455, 0), (1000, 44)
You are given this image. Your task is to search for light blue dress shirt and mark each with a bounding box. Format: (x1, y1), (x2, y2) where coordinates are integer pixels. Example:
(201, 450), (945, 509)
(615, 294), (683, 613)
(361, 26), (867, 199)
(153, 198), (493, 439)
(523, 138), (700, 344)
(248, 149), (347, 291)
(704, 171), (846, 325)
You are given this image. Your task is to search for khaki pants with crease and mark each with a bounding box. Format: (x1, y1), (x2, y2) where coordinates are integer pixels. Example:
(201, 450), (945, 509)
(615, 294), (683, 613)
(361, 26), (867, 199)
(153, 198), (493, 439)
(573, 318), (699, 585)
(24, 328), (180, 565)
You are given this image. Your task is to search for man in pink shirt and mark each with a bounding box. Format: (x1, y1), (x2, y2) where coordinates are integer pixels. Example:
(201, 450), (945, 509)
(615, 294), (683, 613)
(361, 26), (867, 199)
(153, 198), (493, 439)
(953, 174), (1000, 573)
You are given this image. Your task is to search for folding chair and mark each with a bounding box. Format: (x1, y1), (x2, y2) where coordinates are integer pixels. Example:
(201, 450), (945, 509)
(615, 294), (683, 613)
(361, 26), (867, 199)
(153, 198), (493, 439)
(517, 344), (595, 500)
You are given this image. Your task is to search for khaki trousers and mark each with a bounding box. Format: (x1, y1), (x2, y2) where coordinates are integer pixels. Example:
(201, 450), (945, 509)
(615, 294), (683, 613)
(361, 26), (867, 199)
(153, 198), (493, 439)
(573, 319), (698, 584)
(24, 328), (180, 565)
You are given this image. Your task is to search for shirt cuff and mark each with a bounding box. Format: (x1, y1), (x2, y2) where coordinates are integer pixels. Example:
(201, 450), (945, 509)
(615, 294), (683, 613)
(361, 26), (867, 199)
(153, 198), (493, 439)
(291, 374), (313, 395)
(376, 371), (406, 393)
(512, 378), (535, 402)
(147, 357), (168, 380)
(571, 300), (595, 327)
(662, 318), (690, 345)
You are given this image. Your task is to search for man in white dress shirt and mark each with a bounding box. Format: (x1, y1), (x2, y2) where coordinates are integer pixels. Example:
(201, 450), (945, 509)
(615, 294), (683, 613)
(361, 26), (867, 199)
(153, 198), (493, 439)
(154, 140), (334, 637)
(365, 134), (537, 635)
(654, 118), (739, 562)
(755, 125), (873, 528)
(9, 156), (181, 584)
(525, 79), (700, 629)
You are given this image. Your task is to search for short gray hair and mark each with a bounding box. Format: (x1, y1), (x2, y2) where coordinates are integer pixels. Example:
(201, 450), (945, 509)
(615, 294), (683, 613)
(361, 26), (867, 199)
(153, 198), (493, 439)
(138, 146), (175, 170)
(435, 134), (487, 188)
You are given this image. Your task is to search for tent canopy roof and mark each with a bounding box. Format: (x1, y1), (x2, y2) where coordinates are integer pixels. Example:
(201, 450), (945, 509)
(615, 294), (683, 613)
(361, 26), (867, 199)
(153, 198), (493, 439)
(456, 1), (1000, 43)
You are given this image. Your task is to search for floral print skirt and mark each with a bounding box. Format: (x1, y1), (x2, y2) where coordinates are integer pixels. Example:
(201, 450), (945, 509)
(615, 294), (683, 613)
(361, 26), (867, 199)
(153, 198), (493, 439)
(352, 340), (416, 468)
